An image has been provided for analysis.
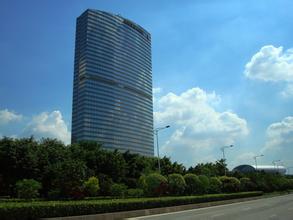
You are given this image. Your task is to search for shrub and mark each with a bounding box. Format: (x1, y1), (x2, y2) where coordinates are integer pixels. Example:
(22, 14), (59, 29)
(110, 183), (127, 198)
(273, 176), (291, 191)
(198, 175), (210, 194)
(70, 186), (85, 200)
(144, 173), (168, 196)
(240, 177), (256, 191)
(123, 178), (137, 189)
(126, 188), (144, 198)
(15, 179), (41, 199)
(83, 176), (100, 197)
(138, 175), (147, 190)
(168, 173), (186, 195)
(209, 177), (222, 193)
(0, 191), (263, 220)
(288, 179), (293, 189)
(98, 175), (113, 196)
(184, 173), (202, 195)
(219, 176), (240, 192)
(47, 189), (61, 200)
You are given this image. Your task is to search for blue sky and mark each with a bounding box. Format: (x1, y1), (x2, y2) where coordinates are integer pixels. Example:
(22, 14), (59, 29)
(1, 0), (293, 171)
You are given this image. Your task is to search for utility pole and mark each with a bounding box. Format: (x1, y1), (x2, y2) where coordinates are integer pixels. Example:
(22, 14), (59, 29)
(272, 160), (281, 174)
(220, 145), (233, 176)
(253, 154), (264, 171)
(154, 125), (170, 173)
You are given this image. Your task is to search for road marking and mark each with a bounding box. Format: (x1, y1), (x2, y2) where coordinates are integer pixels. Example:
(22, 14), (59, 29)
(211, 213), (224, 219)
(127, 194), (293, 219)
(242, 207), (251, 211)
(269, 214), (277, 219)
(127, 200), (258, 219)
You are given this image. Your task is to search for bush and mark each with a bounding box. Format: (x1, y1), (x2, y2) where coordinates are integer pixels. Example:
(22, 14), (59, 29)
(98, 175), (113, 196)
(184, 174), (202, 195)
(123, 178), (137, 189)
(47, 189), (61, 200)
(168, 174), (186, 195)
(15, 179), (41, 199)
(0, 192), (263, 220)
(110, 183), (127, 198)
(84, 177), (100, 197)
(288, 179), (293, 189)
(144, 173), (168, 196)
(219, 176), (240, 192)
(138, 175), (147, 190)
(126, 188), (144, 198)
(240, 177), (256, 191)
(198, 175), (210, 194)
(209, 177), (222, 193)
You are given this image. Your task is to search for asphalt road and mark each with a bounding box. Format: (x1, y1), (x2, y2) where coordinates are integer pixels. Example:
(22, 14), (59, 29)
(128, 194), (293, 220)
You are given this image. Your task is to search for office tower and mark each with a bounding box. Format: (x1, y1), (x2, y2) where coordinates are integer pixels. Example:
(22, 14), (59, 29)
(71, 9), (153, 156)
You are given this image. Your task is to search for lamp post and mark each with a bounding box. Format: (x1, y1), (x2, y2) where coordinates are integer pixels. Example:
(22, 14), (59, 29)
(154, 125), (170, 173)
(272, 160), (281, 173)
(253, 154), (264, 171)
(220, 145), (233, 176)
(287, 167), (293, 175)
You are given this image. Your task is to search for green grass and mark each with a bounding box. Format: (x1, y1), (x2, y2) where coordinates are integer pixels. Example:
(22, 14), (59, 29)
(0, 191), (263, 220)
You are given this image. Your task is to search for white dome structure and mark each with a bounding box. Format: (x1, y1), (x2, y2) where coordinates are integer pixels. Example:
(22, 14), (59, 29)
(233, 164), (286, 175)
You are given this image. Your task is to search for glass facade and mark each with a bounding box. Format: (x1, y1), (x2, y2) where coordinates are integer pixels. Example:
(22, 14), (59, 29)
(71, 9), (153, 156)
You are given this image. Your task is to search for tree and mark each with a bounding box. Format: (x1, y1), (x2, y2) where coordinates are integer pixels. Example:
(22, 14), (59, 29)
(168, 173), (186, 195)
(15, 179), (41, 199)
(110, 183), (127, 198)
(48, 159), (86, 198)
(0, 137), (40, 196)
(144, 173), (168, 196)
(83, 176), (100, 197)
(184, 173), (202, 195)
(215, 159), (228, 176)
(219, 176), (241, 192)
(209, 177), (222, 193)
(98, 174), (113, 196)
(160, 157), (185, 176)
(187, 159), (227, 177)
(198, 175), (210, 194)
(240, 177), (255, 191)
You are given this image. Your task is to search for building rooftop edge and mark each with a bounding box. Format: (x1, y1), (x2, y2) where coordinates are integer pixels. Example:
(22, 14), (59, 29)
(83, 9), (151, 36)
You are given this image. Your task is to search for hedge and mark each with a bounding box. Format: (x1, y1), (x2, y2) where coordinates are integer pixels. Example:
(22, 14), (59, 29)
(0, 191), (263, 220)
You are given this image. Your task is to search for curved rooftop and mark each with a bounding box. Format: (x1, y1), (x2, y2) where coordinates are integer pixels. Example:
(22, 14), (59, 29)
(233, 164), (286, 175)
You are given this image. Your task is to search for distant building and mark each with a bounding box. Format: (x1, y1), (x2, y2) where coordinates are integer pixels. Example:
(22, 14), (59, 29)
(71, 9), (153, 156)
(232, 164), (286, 175)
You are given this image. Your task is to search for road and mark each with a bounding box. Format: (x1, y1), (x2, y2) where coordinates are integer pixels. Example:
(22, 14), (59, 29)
(128, 194), (293, 220)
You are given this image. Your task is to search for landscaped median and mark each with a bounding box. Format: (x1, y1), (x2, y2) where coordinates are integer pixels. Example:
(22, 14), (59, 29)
(0, 191), (263, 220)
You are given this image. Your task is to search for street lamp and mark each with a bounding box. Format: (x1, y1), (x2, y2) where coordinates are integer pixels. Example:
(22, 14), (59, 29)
(272, 160), (281, 167)
(272, 160), (281, 173)
(253, 154), (264, 170)
(220, 145), (233, 176)
(287, 167), (293, 175)
(154, 125), (170, 173)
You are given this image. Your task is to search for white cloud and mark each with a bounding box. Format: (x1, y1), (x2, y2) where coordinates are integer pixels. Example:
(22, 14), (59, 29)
(263, 116), (293, 152)
(153, 87), (162, 94)
(153, 88), (163, 103)
(281, 84), (293, 98)
(154, 87), (249, 166)
(0, 109), (22, 125)
(230, 152), (257, 168)
(244, 45), (293, 98)
(244, 45), (293, 82)
(23, 111), (71, 144)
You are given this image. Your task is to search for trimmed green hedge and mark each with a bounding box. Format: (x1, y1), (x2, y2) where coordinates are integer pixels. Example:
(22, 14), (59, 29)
(0, 191), (263, 220)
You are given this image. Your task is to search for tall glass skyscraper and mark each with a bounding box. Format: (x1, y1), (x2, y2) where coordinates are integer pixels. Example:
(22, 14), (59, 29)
(71, 9), (153, 156)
